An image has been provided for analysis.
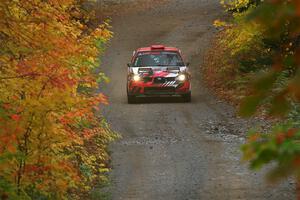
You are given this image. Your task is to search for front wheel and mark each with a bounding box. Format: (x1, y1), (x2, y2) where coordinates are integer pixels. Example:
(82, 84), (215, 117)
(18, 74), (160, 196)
(182, 92), (191, 103)
(127, 95), (137, 104)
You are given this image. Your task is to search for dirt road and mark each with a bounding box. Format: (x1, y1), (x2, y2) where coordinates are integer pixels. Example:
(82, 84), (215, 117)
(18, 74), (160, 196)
(100, 0), (294, 199)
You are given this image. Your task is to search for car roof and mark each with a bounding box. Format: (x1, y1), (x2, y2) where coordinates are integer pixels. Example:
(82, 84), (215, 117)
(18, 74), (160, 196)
(136, 45), (180, 53)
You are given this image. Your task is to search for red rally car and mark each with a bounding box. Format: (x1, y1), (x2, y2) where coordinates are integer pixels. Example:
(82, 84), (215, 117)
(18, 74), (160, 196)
(127, 45), (191, 103)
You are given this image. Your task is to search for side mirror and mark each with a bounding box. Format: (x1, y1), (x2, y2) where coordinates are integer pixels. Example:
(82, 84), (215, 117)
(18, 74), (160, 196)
(127, 63), (132, 67)
(186, 62), (190, 66)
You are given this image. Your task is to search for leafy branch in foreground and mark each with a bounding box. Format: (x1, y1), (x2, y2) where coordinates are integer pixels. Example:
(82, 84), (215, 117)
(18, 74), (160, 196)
(235, 0), (300, 197)
(210, 0), (300, 197)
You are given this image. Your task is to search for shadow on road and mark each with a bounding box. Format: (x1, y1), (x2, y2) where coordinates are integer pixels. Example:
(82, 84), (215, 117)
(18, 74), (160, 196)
(131, 97), (192, 104)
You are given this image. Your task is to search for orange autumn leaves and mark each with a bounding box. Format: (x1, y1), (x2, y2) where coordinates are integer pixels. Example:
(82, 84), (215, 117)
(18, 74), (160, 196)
(0, 0), (114, 199)
(242, 127), (300, 173)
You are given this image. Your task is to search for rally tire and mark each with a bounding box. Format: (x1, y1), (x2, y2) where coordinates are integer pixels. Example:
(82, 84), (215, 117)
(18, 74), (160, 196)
(182, 92), (191, 103)
(127, 95), (137, 104)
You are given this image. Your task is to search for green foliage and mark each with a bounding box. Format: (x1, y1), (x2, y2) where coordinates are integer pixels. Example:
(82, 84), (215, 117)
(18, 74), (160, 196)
(221, 0), (262, 13)
(242, 125), (300, 181)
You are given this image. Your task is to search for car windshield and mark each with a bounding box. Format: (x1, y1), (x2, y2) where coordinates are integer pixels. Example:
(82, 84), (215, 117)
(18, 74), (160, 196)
(133, 51), (184, 67)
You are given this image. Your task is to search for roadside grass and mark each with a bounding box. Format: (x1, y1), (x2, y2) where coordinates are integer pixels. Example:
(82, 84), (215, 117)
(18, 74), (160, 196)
(89, 181), (112, 200)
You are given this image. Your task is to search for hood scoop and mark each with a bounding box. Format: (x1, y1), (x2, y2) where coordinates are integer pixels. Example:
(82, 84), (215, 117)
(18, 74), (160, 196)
(138, 68), (153, 75)
(166, 67), (180, 72)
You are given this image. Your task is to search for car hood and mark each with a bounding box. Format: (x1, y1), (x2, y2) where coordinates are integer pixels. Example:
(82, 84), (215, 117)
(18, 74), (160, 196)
(130, 66), (188, 77)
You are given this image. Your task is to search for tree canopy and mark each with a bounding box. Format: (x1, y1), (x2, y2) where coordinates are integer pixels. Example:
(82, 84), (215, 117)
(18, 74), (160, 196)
(0, 0), (115, 199)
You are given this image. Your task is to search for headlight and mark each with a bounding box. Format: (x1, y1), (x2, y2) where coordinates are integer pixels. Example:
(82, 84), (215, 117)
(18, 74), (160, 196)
(132, 74), (141, 82)
(177, 74), (186, 82)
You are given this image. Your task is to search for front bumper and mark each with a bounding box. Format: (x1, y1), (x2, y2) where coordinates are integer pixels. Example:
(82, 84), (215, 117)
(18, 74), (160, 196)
(127, 80), (191, 97)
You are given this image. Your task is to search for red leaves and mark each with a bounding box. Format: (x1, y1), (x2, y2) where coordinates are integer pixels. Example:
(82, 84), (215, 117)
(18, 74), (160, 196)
(248, 133), (261, 142)
(2, 104), (11, 110)
(10, 114), (21, 121)
(0, 132), (18, 154)
(82, 129), (94, 139)
(91, 93), (109, 106)
(275, 128), (299, 145)
(293, 156), (300, 168)
(287, 128), (298, 138)
(48, 69), (77, 89)
(26, 165), (51, 173)
(275, 133), (286, 145)
(288, 78), (300, 101)
(294, 0), (300, 16)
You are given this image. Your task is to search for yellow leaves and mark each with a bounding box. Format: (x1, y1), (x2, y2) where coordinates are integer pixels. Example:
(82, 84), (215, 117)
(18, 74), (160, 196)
(92, 22), (113, 41)
(220, 20), (262, 56)
(88, 56), (95, 63)
(89, 155), (97, 162)
(213, 19), (227, 28)
(99, 167), (109, 173)
(222, 0), (252, 10)
(7, 1), (27, 20)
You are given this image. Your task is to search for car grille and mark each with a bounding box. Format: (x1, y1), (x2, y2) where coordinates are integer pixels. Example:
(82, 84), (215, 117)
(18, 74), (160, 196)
(144, 87), (175, 94)
(153, 77), (176, 84)
(142, 77), (152, 83)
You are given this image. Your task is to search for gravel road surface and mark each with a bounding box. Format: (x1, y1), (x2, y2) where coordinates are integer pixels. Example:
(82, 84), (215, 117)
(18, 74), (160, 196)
(100, 0), (295, 199)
